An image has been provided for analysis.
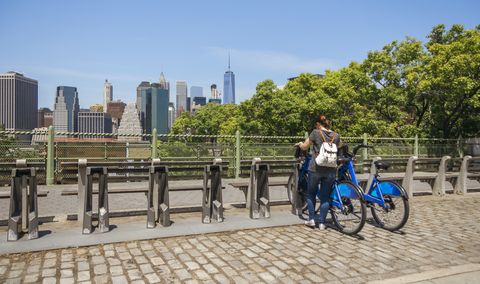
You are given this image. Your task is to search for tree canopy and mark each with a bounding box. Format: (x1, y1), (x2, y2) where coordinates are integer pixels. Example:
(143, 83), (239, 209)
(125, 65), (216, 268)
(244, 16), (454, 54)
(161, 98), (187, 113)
(172, 24), (480, 138)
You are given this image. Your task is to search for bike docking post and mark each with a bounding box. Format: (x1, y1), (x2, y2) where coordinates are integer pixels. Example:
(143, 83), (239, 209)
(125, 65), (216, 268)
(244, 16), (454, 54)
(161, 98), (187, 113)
(366, 157), (382, 193)
(78, 159), (110, 234)
(7, 159), (39, 241)
(433, 155), (451, 196)
(202, 158), (224, 223)
(290, 161), (302, 215)
(454, 155), (472, 195)
(147, 158), (171, 228)
(402, 156), (418, 199)
(249, 158), (271, 219)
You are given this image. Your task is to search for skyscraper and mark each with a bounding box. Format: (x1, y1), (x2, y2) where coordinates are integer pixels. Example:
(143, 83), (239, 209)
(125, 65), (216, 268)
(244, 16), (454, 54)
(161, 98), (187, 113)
(107, 100), (126, 133)
(176, 81), (187, 116)
(54, 86), (79, 132)
(118, 103), (142, 141)
(140, 83), (169, 134)
(209, 84), (222, 104)
(159, 72), (170, 91)
(136, 81), (151, 114)
(151, 83), (169, 134)
(103, 79), (113, 112)
(38, 108), (53, 128)
(0, 71), (38, 131)
(168, 102), (175, 130)
(223, 54), (235, 104)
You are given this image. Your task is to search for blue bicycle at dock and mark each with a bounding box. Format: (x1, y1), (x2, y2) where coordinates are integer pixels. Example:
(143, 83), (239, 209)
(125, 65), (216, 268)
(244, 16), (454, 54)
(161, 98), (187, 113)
(288, 144), (410, 232)
(288, 146), (367, 235)
(337, 144), (410, 231)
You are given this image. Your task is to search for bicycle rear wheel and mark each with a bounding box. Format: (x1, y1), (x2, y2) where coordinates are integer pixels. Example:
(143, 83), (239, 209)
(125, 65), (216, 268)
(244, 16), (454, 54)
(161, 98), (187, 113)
(287, 173), (307, 211)
(330, 181), (366, 235)
(370, 181), (409, 231)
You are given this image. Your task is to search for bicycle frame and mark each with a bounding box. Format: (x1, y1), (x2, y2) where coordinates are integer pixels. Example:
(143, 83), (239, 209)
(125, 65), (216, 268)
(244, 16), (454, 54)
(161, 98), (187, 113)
(338, 156), (404, 208)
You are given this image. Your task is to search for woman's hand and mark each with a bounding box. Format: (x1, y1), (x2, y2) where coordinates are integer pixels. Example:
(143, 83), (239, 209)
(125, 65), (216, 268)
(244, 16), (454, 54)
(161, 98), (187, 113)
(294, 142), (303, 147)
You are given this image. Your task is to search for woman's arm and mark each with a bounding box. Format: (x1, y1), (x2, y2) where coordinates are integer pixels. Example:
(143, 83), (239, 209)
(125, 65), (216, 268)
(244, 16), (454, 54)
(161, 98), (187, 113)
(296, 138), (312, 151)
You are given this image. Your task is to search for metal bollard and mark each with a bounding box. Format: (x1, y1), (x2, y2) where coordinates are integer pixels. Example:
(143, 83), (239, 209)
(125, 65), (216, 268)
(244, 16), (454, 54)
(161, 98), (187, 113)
(454, 155), (472, 195)
(82, 166), (109, 234)
(7, 161), (39, 241)
(432, 156), (451, 196)
(290, 162), (302, 216)
(249, 158), (270, 219)
(147, 160), (171, 228)
(402, 156), (418, 199)
(202, 158), (224, 223)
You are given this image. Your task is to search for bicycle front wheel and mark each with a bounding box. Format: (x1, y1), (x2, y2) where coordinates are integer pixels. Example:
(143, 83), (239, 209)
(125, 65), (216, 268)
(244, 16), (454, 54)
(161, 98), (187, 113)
(330, 181), (366, 235)
(370, 181), (409, 231)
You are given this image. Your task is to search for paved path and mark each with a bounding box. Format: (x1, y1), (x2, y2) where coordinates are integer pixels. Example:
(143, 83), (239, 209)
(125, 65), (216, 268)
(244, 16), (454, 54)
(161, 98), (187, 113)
(1, 193), (479, 283)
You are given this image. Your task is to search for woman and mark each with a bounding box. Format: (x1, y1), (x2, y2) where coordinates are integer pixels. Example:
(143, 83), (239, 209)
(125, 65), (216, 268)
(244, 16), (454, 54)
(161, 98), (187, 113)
(296, 115), (341, 229)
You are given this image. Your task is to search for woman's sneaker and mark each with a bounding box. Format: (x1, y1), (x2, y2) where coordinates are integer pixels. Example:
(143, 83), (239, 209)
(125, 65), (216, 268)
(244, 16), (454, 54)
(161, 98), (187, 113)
(304, 219), (315, 227)
(319, 223), (326, 230)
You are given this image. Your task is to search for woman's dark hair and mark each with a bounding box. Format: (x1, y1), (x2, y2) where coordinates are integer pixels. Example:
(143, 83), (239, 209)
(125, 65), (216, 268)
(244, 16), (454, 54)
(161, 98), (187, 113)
(315, 115), (330, 129)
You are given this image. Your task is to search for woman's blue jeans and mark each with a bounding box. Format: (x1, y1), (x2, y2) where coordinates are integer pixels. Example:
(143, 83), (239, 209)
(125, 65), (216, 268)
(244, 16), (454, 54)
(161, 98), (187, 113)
(307, 169), (336, 223)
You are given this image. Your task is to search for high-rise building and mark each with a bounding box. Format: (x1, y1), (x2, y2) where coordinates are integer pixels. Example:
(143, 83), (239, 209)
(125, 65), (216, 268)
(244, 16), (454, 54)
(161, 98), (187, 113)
(103, 79), (113, 112)
(38, 108), (53, 128)
(209, 84), (222, 104)
(151, 84), (169, 134)
(136, 81), (151, 114)
(186, 97), (191, 113)
(78, 111), (112, 137)
(190, 86), (203, 98)
(223, 55), (235, 104)
(176, 81), (187, 116)
(140, 84), (169, 134)
(118, 103), (143, 141)
(54, 86), (79, 132)
(159, 72), (170, 91)
(0, 72), (38, 131)
(168, 102), (175, 130)
(107, 100), (126, 133)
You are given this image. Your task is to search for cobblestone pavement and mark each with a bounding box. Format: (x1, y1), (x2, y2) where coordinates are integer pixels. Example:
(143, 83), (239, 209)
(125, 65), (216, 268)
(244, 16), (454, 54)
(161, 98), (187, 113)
(1, 194), (480, 283)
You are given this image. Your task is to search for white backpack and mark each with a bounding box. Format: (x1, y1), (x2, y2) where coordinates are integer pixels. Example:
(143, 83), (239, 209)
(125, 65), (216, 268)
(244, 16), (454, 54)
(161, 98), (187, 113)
(315, 130), (338, 167)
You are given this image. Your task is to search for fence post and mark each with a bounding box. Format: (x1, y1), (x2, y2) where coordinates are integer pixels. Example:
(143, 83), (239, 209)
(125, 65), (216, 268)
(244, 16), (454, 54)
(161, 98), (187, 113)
(235, 130), (241, 178)
(414, 134), (419, 157)
(46, 126), (54, 186)
(362, 133), (368, 160)
(457, 135), (464, 158)
(151, 128), (158, 159)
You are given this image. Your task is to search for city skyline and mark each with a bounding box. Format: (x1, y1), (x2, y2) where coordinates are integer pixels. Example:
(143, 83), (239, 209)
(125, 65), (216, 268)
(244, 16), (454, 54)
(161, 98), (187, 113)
(1, 1), (478, 109)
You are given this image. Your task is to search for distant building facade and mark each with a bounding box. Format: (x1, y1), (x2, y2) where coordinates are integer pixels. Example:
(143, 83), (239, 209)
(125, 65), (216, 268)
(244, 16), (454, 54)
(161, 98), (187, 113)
(78, 111), (112, 136)
(209, 84), (222, 104)
(191, 96), (207, 113)
(38, 107), (53, 128)
(223, 56), (235, 104)
(0, 71), (38, 130)
(54, 86), (79, 133)
(107, 100), (126, 133)
(117, 103), (142, 141)
(103, 79), (113, 112)
(176, 80), (187, 116)
(90, 104), (103, 112)
(136, 81), (151, 114)
(168, 102), (175, 130)
(140, 84), (169, 134)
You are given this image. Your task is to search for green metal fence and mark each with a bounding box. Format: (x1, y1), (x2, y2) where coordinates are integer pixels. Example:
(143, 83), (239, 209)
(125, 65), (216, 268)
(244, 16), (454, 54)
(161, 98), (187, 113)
(0, 127), (469, 184)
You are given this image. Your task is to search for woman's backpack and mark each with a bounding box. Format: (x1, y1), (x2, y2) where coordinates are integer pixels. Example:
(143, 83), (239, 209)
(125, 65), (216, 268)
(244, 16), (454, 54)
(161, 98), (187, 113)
(315, 130), (337, 167)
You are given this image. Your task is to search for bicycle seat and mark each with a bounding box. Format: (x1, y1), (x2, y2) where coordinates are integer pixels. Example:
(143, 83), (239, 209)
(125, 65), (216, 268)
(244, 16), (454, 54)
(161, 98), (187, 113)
(374, 161), (390, 170)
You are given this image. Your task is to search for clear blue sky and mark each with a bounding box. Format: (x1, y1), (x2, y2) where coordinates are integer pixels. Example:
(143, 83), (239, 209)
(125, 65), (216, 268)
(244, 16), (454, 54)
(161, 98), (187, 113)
(0, 0), (478, 109)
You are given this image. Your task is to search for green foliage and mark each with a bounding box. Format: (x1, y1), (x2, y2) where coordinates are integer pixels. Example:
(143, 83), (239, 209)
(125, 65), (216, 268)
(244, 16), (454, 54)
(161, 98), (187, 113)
(172, 24), (480, 139)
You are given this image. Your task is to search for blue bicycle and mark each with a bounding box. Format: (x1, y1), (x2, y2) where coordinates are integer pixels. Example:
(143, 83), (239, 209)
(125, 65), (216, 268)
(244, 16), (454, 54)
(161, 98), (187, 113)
(288, 146), (367, 235)
(337, 144), (410, 231)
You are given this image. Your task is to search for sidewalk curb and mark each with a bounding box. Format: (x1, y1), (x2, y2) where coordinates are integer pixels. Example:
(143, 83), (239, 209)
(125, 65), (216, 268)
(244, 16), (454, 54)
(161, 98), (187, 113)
(368, 263), (480, 284)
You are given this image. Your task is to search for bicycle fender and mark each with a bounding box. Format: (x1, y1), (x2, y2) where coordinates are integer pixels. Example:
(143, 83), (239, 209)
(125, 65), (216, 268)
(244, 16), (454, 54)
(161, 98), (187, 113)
(377, 181), (409, 200)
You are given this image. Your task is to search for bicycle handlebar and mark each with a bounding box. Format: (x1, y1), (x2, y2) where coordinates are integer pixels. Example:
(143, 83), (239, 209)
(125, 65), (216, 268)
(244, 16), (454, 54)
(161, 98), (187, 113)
(352, 144), (374, 157)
